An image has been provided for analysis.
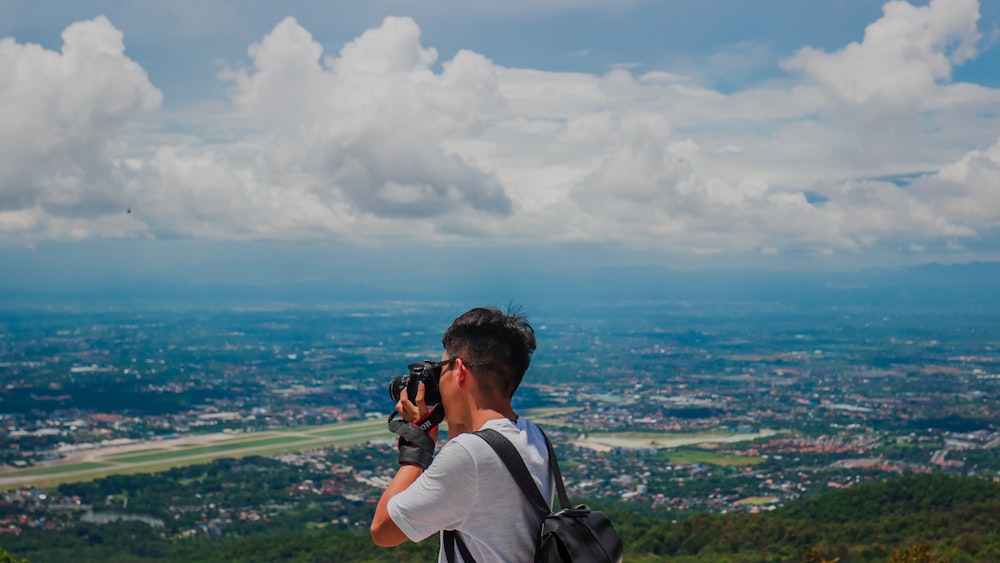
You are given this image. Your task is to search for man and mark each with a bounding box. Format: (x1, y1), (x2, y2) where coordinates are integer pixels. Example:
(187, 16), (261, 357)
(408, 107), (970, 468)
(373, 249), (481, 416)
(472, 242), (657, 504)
(370, 306), (551, 562)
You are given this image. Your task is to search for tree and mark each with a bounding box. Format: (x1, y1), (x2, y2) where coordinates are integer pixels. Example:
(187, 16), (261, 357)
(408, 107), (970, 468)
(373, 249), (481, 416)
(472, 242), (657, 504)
(887, 544), (949, 563)
(0, 548), (29, 563)
(801, 546), (838, 562)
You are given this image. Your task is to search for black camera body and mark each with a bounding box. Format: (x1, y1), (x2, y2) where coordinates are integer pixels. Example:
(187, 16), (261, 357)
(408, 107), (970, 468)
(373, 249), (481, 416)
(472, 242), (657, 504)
(388, 361), (444, 405)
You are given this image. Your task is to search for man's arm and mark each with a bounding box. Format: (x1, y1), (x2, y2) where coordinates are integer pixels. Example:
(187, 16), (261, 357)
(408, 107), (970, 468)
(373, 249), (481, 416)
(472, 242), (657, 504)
(370, 383), (437, 546)
(370, 464), (423, 546)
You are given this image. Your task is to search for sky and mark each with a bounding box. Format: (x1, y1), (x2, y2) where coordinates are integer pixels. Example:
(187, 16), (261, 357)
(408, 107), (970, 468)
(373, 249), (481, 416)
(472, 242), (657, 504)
(2, 0), (1000, 290)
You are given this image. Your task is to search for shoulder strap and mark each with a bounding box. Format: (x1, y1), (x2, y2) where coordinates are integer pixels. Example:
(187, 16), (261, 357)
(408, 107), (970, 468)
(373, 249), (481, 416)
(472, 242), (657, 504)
(538, 428), (571, 510)
(447, 427), (575, 563)
(443, 529), (475, 563)
(475, 429), (550, 517)
(475, 428), (571, 513)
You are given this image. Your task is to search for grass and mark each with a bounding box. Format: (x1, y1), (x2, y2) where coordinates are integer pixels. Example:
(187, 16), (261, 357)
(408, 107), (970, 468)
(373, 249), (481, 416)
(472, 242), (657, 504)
(523, 407), (583, 427)
(593, 430), (730, 440)
(3, 424), (393, 490)
(578, 429), (778, 452)
(664, 448), (764, 467)
(105, 435), (313, 463)
(522, 407), (581, 415)
(311, 424), (386, 438)
(286, 419), (384, 433)
(0, 462), (111, 476)
(104, 448), (161, 458)
(105, 449), (168, 461)
(737, 496), (780, 506)
(591, 394), (623, 403)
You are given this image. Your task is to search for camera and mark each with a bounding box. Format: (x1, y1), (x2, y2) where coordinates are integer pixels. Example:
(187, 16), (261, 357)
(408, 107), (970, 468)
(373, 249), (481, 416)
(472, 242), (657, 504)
(388, 360), (444, 405)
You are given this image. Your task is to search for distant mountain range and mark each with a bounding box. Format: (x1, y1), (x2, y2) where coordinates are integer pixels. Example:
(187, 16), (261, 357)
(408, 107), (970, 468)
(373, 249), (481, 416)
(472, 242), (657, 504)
(2, 261), (998, 308)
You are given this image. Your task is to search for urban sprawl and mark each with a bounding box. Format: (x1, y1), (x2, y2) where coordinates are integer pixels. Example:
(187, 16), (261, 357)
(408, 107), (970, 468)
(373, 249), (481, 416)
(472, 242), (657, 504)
(1, 303), (997, 538)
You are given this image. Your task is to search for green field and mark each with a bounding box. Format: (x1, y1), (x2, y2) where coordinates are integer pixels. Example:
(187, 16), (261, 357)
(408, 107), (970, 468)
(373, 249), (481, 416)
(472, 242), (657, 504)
(105, 449), (168, 461)
(0, 422), (398, 490)
(580, 428), (778, 451)
(288, 420), (383, 433)
(104, 448), (161, 458)
(312, 425), (385, 438)
(594, 430), (729, 440)
(0, 462), (111, 477)
(107, 435), (313, 463)
(737, 496), (780, 506)
(664, 448), (764, 466)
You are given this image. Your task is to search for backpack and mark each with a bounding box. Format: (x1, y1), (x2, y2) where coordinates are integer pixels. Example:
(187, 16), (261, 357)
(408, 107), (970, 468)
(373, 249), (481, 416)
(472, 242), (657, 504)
(443, 428), (624, 563)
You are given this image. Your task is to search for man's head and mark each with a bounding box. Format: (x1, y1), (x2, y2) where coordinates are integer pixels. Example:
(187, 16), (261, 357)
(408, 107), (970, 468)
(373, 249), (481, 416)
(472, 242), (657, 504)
(441, 306), (536, 399)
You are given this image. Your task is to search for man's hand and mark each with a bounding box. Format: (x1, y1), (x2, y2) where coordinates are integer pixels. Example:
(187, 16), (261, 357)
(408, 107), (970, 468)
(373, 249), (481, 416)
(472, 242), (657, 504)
(389, 383), (442, 469)
(396, 384), (427, 419)
(397, 383), (440, 442)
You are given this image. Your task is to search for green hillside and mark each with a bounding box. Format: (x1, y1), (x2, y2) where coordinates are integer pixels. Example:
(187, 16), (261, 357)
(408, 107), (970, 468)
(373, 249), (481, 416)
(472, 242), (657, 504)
(620, 473), (1000, 562)
(4, 473), (999, 562)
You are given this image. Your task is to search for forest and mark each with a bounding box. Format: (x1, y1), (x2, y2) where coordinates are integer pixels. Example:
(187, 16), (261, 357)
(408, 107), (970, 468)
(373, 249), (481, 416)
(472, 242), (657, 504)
(1, 472), (998, 562)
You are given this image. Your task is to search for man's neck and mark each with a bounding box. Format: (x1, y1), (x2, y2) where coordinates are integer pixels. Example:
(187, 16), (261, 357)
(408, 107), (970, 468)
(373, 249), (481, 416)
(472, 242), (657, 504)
(470, 405), (517, 431)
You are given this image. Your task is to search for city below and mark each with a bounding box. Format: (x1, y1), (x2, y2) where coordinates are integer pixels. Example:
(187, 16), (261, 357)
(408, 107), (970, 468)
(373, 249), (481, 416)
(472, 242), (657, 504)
(0, 300), (997, 552)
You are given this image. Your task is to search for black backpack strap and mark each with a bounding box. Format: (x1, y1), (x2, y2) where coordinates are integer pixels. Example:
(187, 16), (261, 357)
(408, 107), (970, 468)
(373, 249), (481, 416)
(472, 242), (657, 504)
(538, 428), (571, 510)
(474, 428), (552, 518)
(447, 426), (572, 563)
(443, 529), (475, 563)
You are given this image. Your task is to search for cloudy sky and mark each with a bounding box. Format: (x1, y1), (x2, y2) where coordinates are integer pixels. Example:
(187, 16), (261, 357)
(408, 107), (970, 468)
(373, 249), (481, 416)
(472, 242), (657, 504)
(2, 0), (1000, 288)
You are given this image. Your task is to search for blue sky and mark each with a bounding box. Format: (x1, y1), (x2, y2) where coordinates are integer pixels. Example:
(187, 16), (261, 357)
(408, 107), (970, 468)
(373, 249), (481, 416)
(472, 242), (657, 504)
(2, 0), (1000, 289)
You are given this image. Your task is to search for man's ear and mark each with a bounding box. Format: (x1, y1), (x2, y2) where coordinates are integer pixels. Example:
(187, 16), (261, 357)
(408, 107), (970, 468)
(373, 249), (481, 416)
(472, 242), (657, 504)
(455, 359), (469, 386)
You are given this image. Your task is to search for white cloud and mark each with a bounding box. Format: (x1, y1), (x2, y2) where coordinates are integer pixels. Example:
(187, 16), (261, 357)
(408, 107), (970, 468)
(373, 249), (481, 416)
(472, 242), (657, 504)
(782, 0), (980, 108)
(0, 16), (161, 238)
(910, 135), (1000, 225)
(2, 3), (1000, 267)
(220, 16), (511, 228)
(778, 0), (999, 175)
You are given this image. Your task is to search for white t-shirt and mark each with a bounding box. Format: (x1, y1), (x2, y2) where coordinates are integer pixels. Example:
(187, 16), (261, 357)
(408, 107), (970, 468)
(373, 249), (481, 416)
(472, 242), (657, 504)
(387, 416), (552, 563)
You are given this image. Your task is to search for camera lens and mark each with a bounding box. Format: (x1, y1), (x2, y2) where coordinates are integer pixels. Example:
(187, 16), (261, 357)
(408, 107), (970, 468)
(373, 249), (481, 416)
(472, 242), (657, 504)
(388, 361), (445, 406)
(388, 375), (409, 402)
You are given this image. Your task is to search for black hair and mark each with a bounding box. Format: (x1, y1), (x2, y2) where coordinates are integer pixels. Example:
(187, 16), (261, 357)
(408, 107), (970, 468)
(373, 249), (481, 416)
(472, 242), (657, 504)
(441, 306), (536, 398)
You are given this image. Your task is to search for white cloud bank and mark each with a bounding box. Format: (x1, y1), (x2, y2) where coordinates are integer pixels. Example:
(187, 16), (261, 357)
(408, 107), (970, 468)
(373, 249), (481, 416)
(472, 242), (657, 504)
(0, 16), (161, 239)
(1, 1), (1000, 265)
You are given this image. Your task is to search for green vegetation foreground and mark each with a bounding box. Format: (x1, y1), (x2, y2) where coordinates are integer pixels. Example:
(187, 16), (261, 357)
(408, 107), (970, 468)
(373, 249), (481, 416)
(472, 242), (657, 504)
(3, 473), (999, 562)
